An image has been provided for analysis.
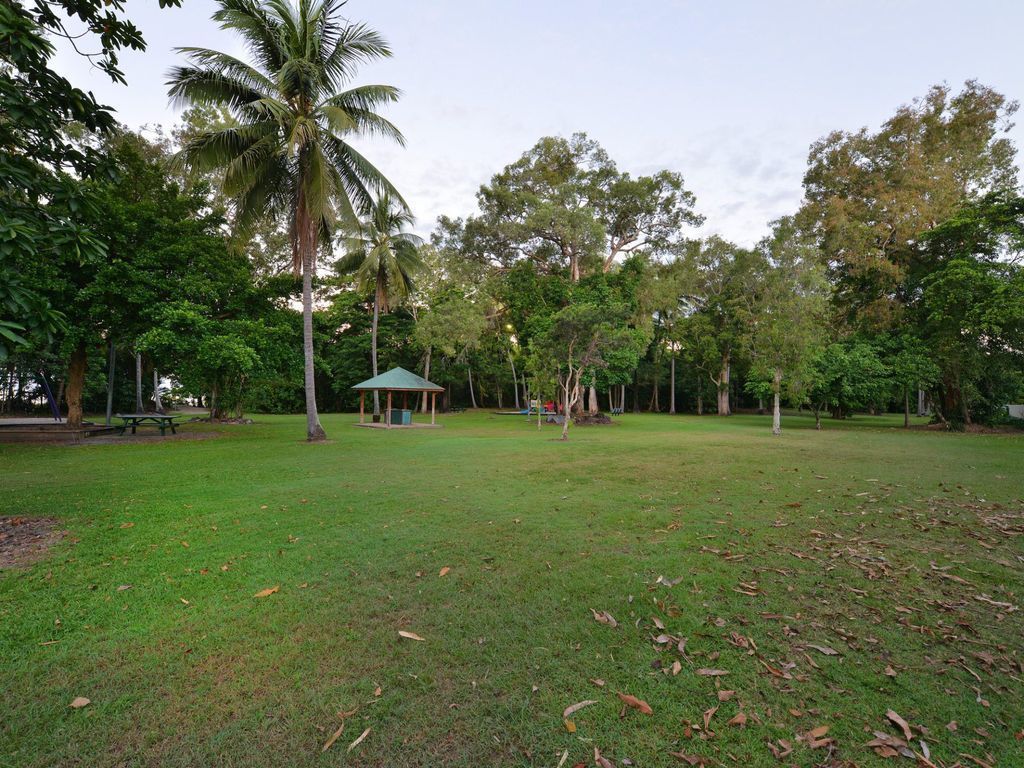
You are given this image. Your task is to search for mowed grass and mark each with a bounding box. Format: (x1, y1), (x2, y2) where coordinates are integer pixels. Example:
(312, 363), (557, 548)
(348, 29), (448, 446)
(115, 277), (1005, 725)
(1, 411), (1022, 768)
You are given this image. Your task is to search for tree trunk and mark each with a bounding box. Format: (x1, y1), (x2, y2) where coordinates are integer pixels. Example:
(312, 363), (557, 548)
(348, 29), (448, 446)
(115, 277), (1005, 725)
(301, 247), (326, 440)
(105, 338), (115, 426)
(468, 366), (478, 408)
(371, 276), (381, 418)
(632, 370), (641, 413)
(696, 373), (703, 415)
(716, 355), (731, 416)
(66, 342), (87, 428)
(669, 354), (676, 414)
(813, 404), (822, 430)
(420, 347), (432, 413)
(153, 369), (164, 413)
(509, 353), (520, 410)
(135, 352), (144, 412)
(904, 388), (910, 428)
(588, 382), (598, 415)
(771, 367), (782, 436)
(209, 384), (218, 421)
(560, 375), (573, 440)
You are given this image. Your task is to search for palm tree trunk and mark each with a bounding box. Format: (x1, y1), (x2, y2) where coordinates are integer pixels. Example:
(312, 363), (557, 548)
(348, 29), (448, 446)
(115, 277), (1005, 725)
(371, 285), (381, 418)
(420, 347), (432, 413)
(302, 247), (326, 440)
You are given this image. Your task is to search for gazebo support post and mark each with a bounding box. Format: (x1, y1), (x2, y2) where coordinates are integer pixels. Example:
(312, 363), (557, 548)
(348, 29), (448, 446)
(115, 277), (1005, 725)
(359, 391), (365, 424)
(431, 392), (436, 425)
(386, 391), (392, 428)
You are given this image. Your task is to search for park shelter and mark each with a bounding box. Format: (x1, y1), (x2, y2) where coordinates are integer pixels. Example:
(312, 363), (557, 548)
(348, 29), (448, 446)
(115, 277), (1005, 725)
(351, 367), (444, 428)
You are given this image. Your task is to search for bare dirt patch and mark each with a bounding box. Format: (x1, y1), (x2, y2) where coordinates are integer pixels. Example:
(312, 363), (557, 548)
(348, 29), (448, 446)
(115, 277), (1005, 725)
(0, 516), (66, 569)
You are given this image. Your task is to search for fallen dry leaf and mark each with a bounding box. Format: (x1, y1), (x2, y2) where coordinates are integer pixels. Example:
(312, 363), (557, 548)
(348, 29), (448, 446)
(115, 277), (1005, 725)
(563, 700), (597, 719)
(347, 727), (370, 753)
(119, 522), (134, 529)
(617, 692), (653, 715)
(321, 721), (344, 752)
(702, 705), (718, 731)
(594, 747), (614, 768)
(728, 712), (747, 727)
(696, 668), (729, 676)
(590, 678), (606, 687)
(398, 630), (425, 641)
(564, 719), (576, 733)
(590, 609), (617, 628)
(69, 697), (90, 709)
(805, 643), (839, 656)
(438, 566), (450, 577)
(253, 586), (279, 598)
(799, 724), (832, 748)
(717, 690), (735, 701)
(886, 709), (913, 741)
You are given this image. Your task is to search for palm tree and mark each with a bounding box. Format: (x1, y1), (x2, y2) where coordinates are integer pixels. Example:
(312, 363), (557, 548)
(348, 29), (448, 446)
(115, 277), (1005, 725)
(337, 193), (422, 418)
(167, 0), (404, 440)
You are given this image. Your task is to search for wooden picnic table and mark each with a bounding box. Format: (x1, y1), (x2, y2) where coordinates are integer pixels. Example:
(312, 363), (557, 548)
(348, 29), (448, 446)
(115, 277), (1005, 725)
(115, 413), (183, 436)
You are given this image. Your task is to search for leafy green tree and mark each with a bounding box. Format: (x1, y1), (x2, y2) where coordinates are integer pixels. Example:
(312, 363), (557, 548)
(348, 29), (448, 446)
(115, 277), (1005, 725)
(168, 0), (405, 440)
(743, 218), (828, 434)
(677, 237), (761, 415)
(886, 335), (940, 428)
(1, 0), (180, 350)
(528, 302), (634, 440)
(337, 194), (422, 416)
(800, 81), (1018, 329)
(804, 341), (890, 427)
(456, 133), (701, 282)
(915, 192), (1024, 425)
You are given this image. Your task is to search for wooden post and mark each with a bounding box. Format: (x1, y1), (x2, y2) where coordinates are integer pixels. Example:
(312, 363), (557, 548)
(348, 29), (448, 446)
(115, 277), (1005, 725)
(359, 391), (365, 424)
(386, 391), (392, 428)
(431, 392), (436, 425)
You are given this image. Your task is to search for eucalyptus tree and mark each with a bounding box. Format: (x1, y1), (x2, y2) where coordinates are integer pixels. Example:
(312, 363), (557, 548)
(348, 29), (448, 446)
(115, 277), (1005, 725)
(743, 217), (827, 435)
(337, 194), (422, 417)
(168, 0), (404, 440)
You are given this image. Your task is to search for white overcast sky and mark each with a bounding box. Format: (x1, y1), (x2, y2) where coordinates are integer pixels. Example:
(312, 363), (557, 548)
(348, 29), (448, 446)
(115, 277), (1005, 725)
(52, 0), (1024, 246)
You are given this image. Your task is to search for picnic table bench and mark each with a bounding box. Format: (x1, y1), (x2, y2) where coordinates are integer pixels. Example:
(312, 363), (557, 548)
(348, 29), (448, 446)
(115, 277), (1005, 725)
(115, 413), (183, 436)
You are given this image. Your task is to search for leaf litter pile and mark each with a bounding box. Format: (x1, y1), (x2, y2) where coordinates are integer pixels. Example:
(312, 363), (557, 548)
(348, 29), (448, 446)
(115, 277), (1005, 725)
(552, 487), (1023, 767)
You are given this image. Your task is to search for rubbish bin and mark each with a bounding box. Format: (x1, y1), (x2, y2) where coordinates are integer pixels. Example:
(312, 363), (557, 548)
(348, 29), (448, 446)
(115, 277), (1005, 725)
(388, 409), (412, 425)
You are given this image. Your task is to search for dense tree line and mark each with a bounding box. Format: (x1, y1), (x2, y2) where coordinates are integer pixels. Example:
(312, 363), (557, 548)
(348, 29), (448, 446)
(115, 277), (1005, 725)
(3, 0), (1022, 436)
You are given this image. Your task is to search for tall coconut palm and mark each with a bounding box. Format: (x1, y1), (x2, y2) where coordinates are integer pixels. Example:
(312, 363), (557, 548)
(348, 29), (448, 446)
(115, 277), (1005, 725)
(167, 0), (404, 441)
(337, 193), (422, 417)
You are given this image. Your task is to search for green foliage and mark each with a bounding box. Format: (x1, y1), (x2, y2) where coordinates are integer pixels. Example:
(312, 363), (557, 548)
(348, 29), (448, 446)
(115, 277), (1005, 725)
(1, 0), (180, 346)
(804, 341), (890, 420)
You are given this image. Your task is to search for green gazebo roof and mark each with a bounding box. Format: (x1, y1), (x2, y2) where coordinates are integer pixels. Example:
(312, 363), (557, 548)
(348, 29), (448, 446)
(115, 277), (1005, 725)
(351, 367), (443, 392)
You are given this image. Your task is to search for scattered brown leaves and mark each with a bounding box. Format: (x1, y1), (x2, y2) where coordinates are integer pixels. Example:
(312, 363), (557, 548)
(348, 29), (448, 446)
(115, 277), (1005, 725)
(617, 692), (653, 715)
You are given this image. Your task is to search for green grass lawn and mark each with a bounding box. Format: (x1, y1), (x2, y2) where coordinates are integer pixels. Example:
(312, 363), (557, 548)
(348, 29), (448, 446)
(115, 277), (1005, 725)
(2, 411), (1021, 767)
